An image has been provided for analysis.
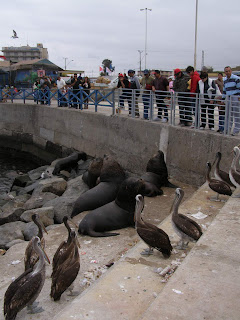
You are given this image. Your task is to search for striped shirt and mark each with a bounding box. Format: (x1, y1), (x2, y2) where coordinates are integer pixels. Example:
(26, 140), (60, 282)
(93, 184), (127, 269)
(222, 74), (240, 98)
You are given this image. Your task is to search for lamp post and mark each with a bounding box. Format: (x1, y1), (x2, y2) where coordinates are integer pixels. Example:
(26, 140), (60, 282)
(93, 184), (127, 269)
(140, 8), (152, 70)
(138, 50), (143, 73)
(63, 57), (74, 70)
(194, 0), (198, 70)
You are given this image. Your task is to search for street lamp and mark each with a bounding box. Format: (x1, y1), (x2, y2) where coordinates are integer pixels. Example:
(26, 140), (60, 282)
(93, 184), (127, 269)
(63, 57), (74, 70)
(194, 0), (198, 70)
(140, 8), (152, 70)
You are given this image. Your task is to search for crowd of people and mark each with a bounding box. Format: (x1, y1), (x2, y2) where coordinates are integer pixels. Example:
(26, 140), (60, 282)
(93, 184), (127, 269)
(31, 66), (240, 137)
(116, 66), (240, 136)
(33, 73), (91, 108)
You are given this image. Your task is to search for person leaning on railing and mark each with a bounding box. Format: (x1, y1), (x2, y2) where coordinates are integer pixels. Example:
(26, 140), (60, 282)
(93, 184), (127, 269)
(196, 71), (216, 131)
(214, 72), (224, 133)
(128, 69), (140, 117)
(140, 69), (154, 120)
(222, 66), (240, 136)
(173, 69), (191, 127)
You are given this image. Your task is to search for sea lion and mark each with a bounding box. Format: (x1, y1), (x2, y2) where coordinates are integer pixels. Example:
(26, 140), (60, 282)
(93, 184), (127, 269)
(82, 157), (103, 188)
(52, 151), (87, 175)
(71, 155), (125, 217)
(141, 150), (177, 197)
(78, 177), (145, 237)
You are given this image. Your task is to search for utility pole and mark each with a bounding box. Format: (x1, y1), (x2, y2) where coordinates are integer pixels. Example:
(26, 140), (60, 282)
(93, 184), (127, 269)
(138, 50), (143, 73)
(194, 0), (198, 70)
(201, 50), (204, 71)
(140, 8), (152, 70)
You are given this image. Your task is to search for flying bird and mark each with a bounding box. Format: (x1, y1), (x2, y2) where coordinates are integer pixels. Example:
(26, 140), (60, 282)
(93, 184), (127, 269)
(11, 30), (18, 39)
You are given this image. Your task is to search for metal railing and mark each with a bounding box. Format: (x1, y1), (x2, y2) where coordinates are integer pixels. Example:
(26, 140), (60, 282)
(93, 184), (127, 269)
(0, 87), (239, 137)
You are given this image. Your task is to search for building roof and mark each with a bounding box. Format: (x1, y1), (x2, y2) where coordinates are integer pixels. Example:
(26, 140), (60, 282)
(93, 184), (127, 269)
(10, 59), (63, 71)
(0, 61), (10, 68)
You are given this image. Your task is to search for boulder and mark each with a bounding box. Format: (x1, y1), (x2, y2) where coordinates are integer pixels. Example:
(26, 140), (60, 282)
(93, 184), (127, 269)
(28, 165), (49, 181)
(63, 175), (89, 198)
(23, 221), (41, 241)
(20, 206), (54, 226)
(24, 192), (58, 210)
(43, 196), (77, 223)
(18, 181), (40, 195)
(32, 177), (67, 197)
(11, 173), (31, 188)
(1, 194), (31, 212)
(0, 221), (26, 249)
(5, 239), (26, 249)
(0, 208), (24, 226)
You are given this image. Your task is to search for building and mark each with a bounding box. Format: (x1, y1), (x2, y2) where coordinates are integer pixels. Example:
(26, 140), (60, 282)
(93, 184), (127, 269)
(2, 43), (48, 63)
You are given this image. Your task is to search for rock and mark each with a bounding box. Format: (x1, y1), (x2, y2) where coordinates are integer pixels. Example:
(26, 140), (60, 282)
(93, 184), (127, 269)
(23, 221), (40, 240)
(18, 180), (40, 195)
(63, 175), (89, 198)
(0, 208), (24, 226)
(1, 194), (31, 212)
(78, 159), (92, 175)
(28, 165), (49, 181)
(32, 177), (67, 197)
(20, 207), (54, 226)
(24, 192), (58, 210)
(11, 173), (31, 188)
(0, 221), (26, 249)
(43, 196), (77, 223)
(5, 239), (26, 249)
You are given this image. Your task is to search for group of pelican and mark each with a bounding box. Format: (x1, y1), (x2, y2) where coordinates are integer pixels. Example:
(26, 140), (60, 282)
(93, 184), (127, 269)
(4, 214), (80, 320)
(134, 188), (202, 257)
(206, 146), (240, 200)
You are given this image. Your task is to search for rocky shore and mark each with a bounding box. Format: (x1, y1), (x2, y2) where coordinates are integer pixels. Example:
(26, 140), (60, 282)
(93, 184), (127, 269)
(0, 155), (92, 252)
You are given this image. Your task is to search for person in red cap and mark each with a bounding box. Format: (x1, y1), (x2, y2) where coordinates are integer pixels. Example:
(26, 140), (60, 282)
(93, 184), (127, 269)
(173, 69), (192, 126)
(117, 73), (130, 113)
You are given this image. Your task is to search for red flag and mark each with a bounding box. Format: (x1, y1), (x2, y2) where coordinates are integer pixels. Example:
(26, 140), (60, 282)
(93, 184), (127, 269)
(99, 66), (103, 72)
(0, 55), (6, 60)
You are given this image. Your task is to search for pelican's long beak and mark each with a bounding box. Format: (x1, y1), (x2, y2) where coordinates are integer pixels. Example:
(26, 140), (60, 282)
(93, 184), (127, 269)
(41, 246), (50, 264)
(68, 218), (79, 229)
(170, 194), (178, 213)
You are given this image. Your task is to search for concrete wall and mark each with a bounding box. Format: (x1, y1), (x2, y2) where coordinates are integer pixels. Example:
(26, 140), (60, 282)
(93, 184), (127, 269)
(0, 103), (238, 186)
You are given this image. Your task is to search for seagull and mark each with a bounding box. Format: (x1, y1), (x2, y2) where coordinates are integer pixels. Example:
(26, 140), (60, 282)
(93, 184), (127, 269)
(12, 30), (18, 39)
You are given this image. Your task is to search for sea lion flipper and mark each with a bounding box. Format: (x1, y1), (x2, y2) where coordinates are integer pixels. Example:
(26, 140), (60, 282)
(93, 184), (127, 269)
(165, 180), (178, 188)
(79, 229), (120, 237)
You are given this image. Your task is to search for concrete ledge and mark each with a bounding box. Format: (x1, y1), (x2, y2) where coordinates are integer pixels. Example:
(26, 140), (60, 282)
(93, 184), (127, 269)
(53, 183), (229, 320)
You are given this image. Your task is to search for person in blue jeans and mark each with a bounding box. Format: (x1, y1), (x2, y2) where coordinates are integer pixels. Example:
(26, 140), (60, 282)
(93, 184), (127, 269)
(140, 69), (154, 119)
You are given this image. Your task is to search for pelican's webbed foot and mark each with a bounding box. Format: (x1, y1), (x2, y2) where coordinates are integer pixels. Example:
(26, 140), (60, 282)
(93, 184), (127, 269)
(27, 302), (44, 314)
(140, 247), (153, 256)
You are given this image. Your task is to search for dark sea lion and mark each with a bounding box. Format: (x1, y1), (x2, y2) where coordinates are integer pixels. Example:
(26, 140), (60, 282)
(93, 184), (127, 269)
(71, 155), (125, 217)
(52, 152), (87, 175)
(141, 150), (177, 197)
(82, 157), (103, 188)
(78, 177), (145, 237)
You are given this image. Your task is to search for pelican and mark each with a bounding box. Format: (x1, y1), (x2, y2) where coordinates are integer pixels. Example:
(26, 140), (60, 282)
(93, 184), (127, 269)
(229, 146), (240, 188)
(50, 228), (80, 301)
(134, 194), (172, 257)
(51, 216), (78, 277)
(213, 152), (235, 188)
(206, 162), (232, 201)
(4, 236), (50, 320)
(171, 188), (202, 249)
(24, 213), (48, 271)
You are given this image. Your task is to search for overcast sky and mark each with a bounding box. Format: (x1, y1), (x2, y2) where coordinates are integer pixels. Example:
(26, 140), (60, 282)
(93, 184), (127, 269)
(1, 0), (240, 76)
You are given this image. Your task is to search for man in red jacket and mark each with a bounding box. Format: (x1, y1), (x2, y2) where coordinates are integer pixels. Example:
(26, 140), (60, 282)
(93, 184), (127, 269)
(186, 66), (200, 127)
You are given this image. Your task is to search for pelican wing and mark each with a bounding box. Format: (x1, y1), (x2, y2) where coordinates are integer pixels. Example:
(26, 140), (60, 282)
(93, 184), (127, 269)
(209, 179), (232, 195)
(175, 214), (202, 241)
(232, 170), (240, 185)
(137, 225), (172, 251)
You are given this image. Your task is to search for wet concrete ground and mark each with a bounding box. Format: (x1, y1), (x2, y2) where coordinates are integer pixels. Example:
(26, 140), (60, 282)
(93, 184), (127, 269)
(0, 179), (196, 320)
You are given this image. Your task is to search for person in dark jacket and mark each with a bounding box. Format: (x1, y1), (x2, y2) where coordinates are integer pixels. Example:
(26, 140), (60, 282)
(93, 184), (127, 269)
(173, 68), (191, 126)
(117, 74), (130, 113)
(196, 71), (216, 130)
(82, 76), (91, 109)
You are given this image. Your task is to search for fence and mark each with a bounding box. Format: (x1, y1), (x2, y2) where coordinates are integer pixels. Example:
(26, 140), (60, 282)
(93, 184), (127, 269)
(0, 87), (239, 136)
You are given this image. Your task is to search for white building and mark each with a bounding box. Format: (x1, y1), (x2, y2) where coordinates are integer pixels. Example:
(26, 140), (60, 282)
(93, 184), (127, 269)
(2, 43), (48, 62)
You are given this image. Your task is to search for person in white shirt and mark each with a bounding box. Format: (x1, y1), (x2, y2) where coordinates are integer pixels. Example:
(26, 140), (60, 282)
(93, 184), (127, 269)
(57, 76), (67, 107)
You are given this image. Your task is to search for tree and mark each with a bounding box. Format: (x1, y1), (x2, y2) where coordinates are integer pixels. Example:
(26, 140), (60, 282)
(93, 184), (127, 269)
(101, 59), (115, 75)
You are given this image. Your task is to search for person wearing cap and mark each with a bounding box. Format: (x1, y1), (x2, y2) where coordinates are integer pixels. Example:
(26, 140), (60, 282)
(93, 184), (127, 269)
(186, 66), (200, 127)
(128, 69), (140, 117)
(173, 68), (191, 126)
(117, 73), (130, 112)
(152, 70), (169, 122)
(140, 69), (154, 119)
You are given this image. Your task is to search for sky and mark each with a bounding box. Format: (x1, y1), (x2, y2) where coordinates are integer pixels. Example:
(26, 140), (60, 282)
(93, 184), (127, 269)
(1, 0), (240, 76)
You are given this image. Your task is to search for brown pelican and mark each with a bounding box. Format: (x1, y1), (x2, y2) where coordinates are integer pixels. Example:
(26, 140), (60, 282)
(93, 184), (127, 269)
(50, 228), (80, 301)
(213, 152), (235, 188)
(229, 146), (240, 188)
(51, 216), (78, 277)
(4, 236), (50, 320)
(206, 162), (232, 201)
(134, 194), (172, 257)
(24, 213), (48, 271)
(171, 188), (202, 249)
